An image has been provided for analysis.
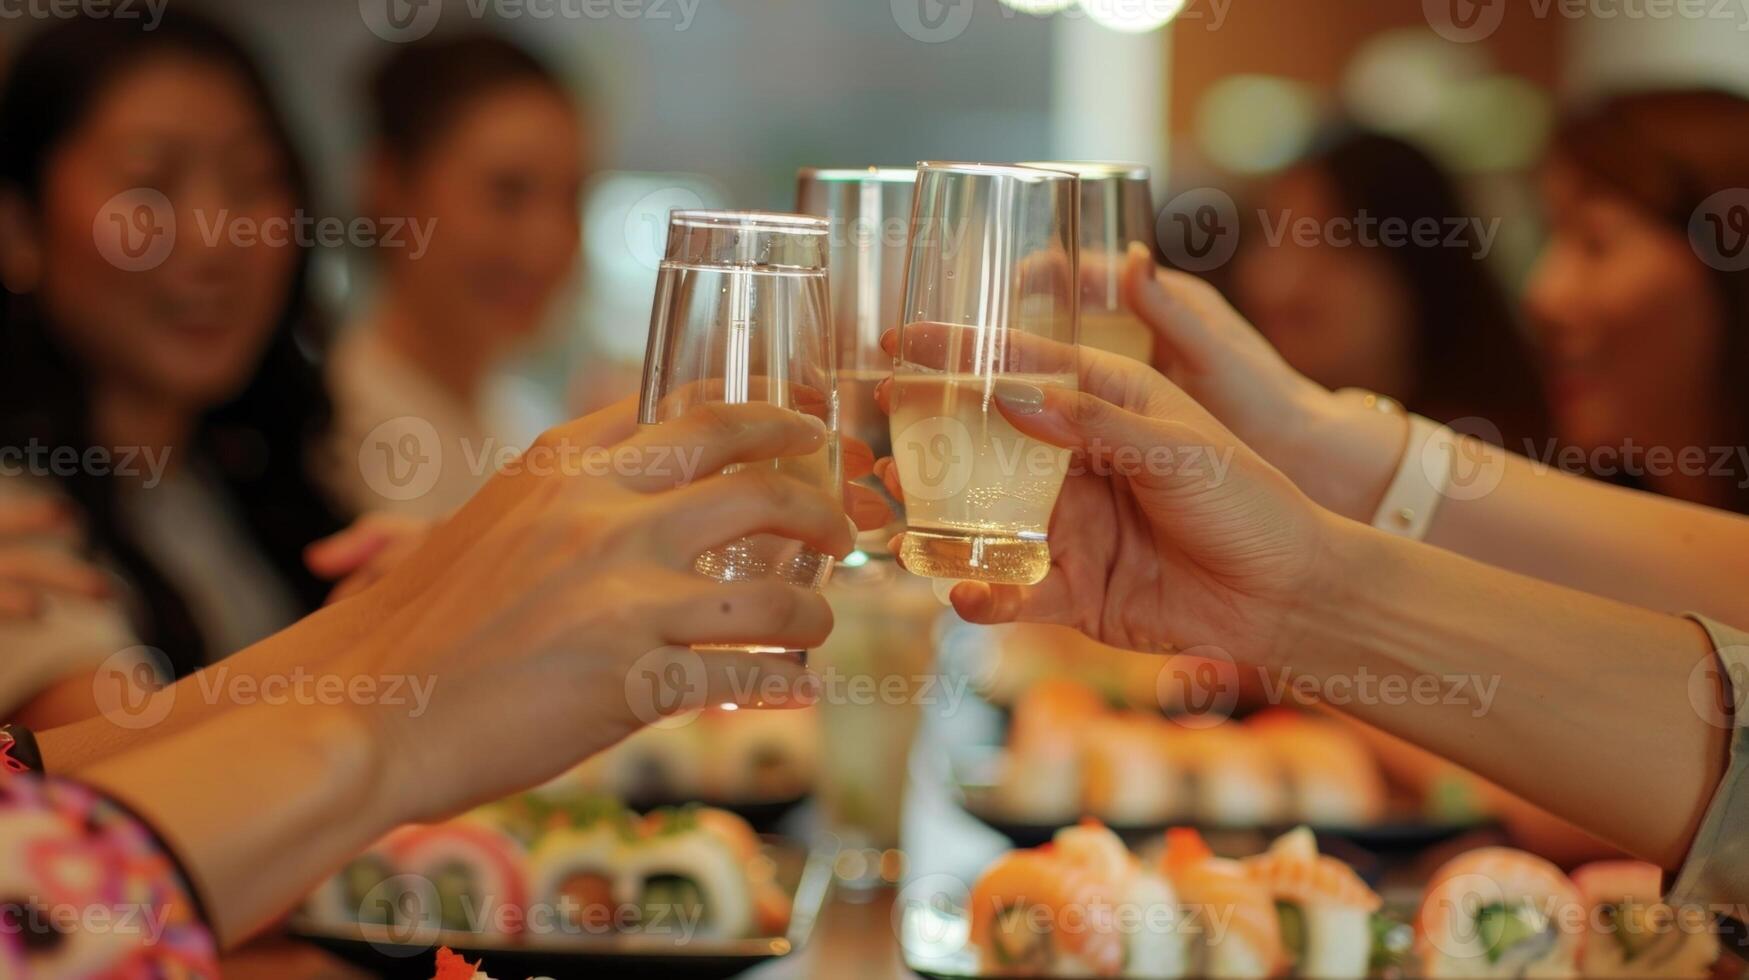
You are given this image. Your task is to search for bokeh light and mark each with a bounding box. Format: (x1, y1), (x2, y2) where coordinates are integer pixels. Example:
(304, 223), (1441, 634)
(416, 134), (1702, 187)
(1195, 75), (1320, 175)
(1076, 0), (1186, 33)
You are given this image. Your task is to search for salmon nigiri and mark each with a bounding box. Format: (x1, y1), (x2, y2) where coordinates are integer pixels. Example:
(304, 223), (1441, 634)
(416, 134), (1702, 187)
(1053, 820), (1189, 978)
(1242, 827), (1380, 979)
(1160, 828), (1282, 979)
(1416, 847), (1582, 978)
(971, 849), (1126, 977)
(1572, 860), (1718, 978)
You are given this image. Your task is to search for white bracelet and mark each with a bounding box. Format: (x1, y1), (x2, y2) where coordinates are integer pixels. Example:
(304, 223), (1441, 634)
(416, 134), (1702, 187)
(1372, 413), (1454, 540)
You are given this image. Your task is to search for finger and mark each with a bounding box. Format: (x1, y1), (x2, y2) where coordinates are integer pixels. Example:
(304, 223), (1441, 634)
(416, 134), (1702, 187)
(0, 549), (111, 599)
(0, 496), (76, 538)
(656, 579), (836, 652)
(305, 523), (396, 580)
(644, 471), (855, 565)
(617, 402), (831, 492)
(532, 394), (642, 452)
(948, 574), (1074, 626)
(0, 584), (43, 620)
(880, 321), (1163, 416)
(873, 376), (892, 415)
(873, 457), (904, 504)
(1123, 245), (1269, 380)
(987, 381), (1229, 493)
(840, 434), (875, 482)
(845, 482), (892, 531)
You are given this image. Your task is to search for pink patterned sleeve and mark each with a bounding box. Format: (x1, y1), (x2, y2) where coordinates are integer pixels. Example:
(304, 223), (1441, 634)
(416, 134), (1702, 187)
(0, 772), (219, 978)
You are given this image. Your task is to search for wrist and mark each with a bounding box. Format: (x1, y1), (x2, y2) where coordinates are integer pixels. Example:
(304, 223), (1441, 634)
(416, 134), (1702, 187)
(1274, 508), (1389, 670)
(1294, 392), (1411, 522)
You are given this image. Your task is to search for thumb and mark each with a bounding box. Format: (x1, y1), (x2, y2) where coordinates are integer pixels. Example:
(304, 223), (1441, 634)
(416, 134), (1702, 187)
(304, 522), (394, 579)
(991, 379), (1222, 491)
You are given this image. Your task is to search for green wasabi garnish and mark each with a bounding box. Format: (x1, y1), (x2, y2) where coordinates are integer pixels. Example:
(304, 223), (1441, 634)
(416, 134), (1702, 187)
(1476, 903), (1541, 964)
(1276, 901), (1307, 962)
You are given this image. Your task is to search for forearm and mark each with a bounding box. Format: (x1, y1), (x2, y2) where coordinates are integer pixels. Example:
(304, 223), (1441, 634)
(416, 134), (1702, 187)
(1288, 514), (1730, 868)
(75, 702), (397, 947)
(37, 593), (391, 772)
(1301, 401), (1749, 624)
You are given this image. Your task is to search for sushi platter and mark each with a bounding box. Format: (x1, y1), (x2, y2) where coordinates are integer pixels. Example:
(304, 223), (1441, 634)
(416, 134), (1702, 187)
(897, 819), (1731, 979)
(291, 796), (835, 979)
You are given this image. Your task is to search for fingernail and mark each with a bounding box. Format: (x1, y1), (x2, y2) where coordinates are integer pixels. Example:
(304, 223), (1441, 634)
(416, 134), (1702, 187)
(801, 412), (829, 438)
(994, 380), (1046, 415)
(880, 329), (899, 355)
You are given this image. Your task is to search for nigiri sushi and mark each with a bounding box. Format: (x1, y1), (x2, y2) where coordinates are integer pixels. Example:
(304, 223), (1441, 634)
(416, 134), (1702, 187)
(1176, 724), (1288, 828)
(1246, 712), (1386, 827)
(970, 849), (1127, 977)
(1082, 714), (1189, 826)
(1054, 820), (1189, 978)
(1416, 847), (1583, 978)
(1572, 860), (1718, 978)
(1160, 828), (1283, 979)
(1242, 827), (1380, 979)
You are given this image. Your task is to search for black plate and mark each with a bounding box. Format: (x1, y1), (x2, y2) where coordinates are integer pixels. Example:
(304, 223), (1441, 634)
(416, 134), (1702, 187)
(290, 837), (833, 980)
(624, 794), (809, 835)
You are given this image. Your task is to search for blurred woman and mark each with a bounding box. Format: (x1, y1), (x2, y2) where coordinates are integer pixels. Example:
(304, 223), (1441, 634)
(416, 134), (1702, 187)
(1526, 89), (1749, 513)
(1231, 127), (1549, 447)
(327, 34), (587, 519)
(0, 11), (365, 722)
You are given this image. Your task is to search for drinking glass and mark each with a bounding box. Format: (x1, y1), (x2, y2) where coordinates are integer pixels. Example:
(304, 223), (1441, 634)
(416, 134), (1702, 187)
(889, 162), (1079, 586)
(1021, 161), (1156, 361)
(638, 210), (841, 651)
(795, 166), (916, 559)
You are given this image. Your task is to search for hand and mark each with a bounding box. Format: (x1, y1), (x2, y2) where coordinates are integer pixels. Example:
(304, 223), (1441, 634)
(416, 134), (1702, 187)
(304, 512), (433, 605)
(1119, 244), (1405, 521)
(876, 325), (1329, 666)
(0, 496), (109, 620)
(340, 396), (875, 822)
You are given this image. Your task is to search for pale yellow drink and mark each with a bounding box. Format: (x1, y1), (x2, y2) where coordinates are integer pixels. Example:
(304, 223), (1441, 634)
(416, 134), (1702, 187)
(1079, 309), (1155, 363)
(889, 372), (1072, 584)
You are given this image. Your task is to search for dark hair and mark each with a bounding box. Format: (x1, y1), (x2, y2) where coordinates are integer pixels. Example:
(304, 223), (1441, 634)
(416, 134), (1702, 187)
(0, 8), (347, 678)
(1296, 126), (1551, 449)
(368, 33), (571, 168)
(1548, 88), (1749, 512)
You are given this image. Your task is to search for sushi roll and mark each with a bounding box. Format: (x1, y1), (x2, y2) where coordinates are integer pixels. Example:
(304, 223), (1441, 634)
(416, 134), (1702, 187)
(578, 723), (708, 803)
(1241, 826), (1380, 979)
(701, 706), (820, 801)
(1081, 713), (1188, 826)
(1053, 820), (1189, 979)
(997, 679), (1106, 823)
(1415, 847), (1583, 978)
(304, 827), (414, 925)
(1176, 723), (1289, 828)
(620, 807), (785, 940)
(1572, 860), (1718, 978)
(970, 849), (1127, 977)
(1160, 828), (1283, 979)
(389, 821), (528, 935)
(1247, 712), (1385, 827)
(526, 820), (630, 936)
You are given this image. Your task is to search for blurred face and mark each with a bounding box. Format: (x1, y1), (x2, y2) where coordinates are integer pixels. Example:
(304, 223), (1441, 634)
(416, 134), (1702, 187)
(26, 56), (297, 411)
(1232, 166), (1416, 399)
(1525, 161), (1725, 452)
(381, 83), (584, 346)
